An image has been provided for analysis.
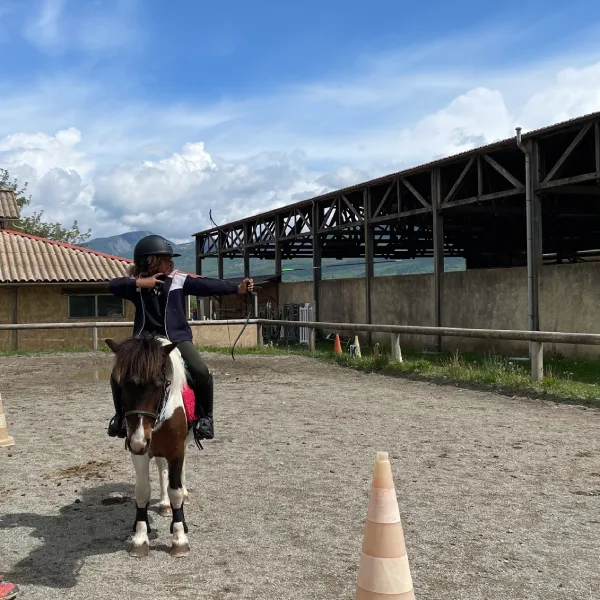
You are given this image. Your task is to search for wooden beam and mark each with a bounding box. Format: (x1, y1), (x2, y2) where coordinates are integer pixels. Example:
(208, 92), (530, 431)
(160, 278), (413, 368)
(483, 154), (523, 189)
(537, 172), (600, 190)
(372, 181), (396, 218)
(542, 122), (593, 183)
(442, 157), (474, 205)
(440, 187), (523, 210)
(400, 178), (430, 208)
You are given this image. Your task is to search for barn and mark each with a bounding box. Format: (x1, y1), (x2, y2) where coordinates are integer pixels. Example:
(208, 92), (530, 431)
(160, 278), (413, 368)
(0, 189), (135, 351)
(0, 189), (259, 351)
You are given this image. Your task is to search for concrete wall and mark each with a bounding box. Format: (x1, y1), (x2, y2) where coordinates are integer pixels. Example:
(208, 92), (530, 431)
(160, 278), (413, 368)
(277, 261), (600, 359)
(0, 285), (135, 352)
(0, 285), (261, 353)
(192, 323), (260, 348)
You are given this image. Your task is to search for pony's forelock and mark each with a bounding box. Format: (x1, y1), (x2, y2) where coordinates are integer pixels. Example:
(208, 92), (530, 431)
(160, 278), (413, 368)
(111, 334), (184, 394)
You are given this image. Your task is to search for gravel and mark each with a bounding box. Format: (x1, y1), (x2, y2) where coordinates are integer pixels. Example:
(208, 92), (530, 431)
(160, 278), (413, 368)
(0, 351), (599, 599)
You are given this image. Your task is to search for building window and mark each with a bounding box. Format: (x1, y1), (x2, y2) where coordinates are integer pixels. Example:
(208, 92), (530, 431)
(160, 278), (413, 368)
(68, 294), (124, 319)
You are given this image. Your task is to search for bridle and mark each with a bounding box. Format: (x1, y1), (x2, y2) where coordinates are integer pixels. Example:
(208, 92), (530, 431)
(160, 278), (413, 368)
(123, 364), (172, 433)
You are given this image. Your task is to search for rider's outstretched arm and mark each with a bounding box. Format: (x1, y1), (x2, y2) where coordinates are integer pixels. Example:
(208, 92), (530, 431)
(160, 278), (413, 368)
(182, 274), (239, 297)
(108, 276), (138, 301)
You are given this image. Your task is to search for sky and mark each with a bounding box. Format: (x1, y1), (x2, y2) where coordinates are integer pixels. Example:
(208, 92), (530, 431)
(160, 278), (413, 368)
(1, 0), (600, 243)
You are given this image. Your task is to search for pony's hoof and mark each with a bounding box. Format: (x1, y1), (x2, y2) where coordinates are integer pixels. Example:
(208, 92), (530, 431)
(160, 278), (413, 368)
(130, 543), (149, 558)
(158, 504), (172, 517)
(170, 543), (190, 558)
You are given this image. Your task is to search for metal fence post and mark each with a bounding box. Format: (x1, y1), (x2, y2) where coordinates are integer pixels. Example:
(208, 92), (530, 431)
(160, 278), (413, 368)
(92, 327), (98, 351)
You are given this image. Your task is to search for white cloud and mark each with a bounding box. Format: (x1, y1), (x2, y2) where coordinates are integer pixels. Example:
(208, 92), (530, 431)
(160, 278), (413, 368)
(21, 0), (141, 56)
(22, 0), (66, 55)
(3, 32), (600, 243)
(518, 62), (600, 130)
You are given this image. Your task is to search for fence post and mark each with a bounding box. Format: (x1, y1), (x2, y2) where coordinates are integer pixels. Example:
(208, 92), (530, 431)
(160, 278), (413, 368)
(309, 327), (316, 352)
(257, 323), (264, 347)
(531, 342), (543, 382)
(391, 334), (403, 362)
(92, 327), (98, 351)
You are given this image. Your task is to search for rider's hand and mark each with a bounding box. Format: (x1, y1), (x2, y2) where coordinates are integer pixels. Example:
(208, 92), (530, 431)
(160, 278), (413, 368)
(238, 278), (254, 294)
(136, 275), (164, 289)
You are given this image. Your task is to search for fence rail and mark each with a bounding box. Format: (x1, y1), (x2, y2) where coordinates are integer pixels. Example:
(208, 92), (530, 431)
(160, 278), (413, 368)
(2, 318), (599, 381)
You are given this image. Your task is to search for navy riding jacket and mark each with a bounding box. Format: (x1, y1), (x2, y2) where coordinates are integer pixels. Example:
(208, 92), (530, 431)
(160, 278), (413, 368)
(108, 271), (239, 343)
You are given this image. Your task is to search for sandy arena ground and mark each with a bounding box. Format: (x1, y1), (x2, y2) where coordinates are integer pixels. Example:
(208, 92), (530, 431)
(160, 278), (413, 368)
(0, 351), (599, 599)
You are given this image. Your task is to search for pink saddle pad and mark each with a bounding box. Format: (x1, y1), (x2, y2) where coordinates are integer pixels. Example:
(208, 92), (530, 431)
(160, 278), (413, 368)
(182, 384), (196, 424)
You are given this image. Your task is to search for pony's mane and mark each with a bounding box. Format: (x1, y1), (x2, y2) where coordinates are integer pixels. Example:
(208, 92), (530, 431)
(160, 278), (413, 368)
(156, 336), (187, 394)
(112, 333), (186, 394)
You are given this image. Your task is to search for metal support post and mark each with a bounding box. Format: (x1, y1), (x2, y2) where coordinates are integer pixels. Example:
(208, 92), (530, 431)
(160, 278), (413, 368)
(195, 251), (204, 319)
(364, 188), (374, 347)
(243, 223), (250, 278)
(92, 327), (98, 351)
(275, 215), (282, 279)
(432, 168), (444, 353)
(312, 201), (322, 323)
(517, 128), (543, 382)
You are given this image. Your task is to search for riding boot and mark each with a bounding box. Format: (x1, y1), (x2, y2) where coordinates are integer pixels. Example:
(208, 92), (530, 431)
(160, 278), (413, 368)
(193, 373), (214, 440)
(108, 375), (126, 438)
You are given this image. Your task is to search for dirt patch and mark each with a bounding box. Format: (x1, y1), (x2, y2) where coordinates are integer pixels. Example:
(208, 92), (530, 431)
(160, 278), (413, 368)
(43, 459), (116, 482)
(0, 351), (599, 599)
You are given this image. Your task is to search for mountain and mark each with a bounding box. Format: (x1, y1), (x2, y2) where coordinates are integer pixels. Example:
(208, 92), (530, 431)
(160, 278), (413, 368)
(82, 231), (465, 281)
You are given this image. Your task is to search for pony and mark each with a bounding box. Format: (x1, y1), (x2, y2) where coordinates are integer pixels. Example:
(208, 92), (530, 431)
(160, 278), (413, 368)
(105, 332), (201, 558)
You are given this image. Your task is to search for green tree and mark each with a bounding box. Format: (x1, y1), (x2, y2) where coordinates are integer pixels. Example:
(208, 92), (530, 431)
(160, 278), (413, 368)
(1, 168), (92, 245)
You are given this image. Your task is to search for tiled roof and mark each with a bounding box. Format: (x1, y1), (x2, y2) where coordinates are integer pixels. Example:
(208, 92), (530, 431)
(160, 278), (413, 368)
(0, 229), (133, 283)
(0, 190), (19, 220)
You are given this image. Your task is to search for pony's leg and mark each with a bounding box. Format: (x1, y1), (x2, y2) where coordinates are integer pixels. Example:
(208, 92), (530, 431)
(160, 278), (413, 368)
(168, 456), (190, 558)
(182, 453), (190, 505)
(155, 456), (172, 517)
(130, 453), (151, 558)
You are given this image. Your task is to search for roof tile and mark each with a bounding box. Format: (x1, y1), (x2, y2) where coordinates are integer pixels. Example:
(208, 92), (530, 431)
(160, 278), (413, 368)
(0, 190), (19, 220)
(0, 229), (132, 283)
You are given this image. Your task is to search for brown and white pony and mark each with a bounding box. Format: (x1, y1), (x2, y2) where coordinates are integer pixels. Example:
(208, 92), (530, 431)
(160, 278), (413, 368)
(105, 333), (196, 558)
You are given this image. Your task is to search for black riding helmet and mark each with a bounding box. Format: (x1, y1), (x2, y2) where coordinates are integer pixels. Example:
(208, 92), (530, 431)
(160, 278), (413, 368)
(133, 234), (181, 263)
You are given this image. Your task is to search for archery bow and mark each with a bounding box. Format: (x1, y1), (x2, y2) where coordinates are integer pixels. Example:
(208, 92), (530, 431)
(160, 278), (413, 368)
(209, 209), (254, 361)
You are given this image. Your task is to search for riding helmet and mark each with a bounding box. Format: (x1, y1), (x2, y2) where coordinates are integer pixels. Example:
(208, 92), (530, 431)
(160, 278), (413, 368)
(133, 234), (181, 263)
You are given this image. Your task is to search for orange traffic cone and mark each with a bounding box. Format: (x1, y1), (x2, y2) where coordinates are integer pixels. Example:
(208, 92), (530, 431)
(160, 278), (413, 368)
(333, 333), (343, 355)
(0, 392), (14, 448)
(355, 451), (415, 599)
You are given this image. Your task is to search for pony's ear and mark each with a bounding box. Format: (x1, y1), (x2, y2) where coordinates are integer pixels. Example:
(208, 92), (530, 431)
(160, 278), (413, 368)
(104, 338), (121, 353)
(162, 342), (178, 355)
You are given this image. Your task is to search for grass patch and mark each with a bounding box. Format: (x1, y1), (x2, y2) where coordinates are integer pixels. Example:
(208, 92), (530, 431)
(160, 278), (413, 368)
(198, 339), (600, 408)
(2, 337), (599, 408)
(0, 346), (95, 358)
